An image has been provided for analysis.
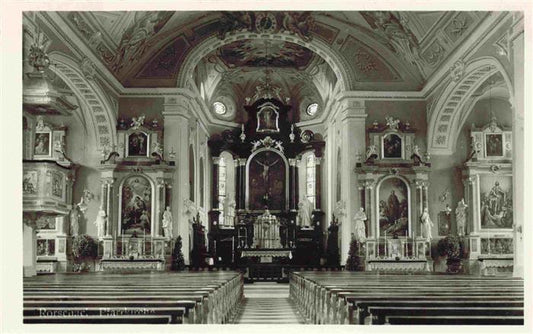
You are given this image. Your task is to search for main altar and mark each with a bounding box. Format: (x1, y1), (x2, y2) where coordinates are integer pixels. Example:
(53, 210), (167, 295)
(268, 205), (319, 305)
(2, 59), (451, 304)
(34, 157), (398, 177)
(207, 96), (325, 281)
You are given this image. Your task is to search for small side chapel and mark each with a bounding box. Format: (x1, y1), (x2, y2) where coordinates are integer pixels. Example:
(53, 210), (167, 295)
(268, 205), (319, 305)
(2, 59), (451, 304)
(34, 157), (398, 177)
(20, 10), (524, 283)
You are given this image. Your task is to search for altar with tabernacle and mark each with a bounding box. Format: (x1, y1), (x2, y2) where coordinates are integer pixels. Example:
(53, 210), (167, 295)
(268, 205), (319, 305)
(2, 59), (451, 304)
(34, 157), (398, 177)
(252, 209), (281, 249)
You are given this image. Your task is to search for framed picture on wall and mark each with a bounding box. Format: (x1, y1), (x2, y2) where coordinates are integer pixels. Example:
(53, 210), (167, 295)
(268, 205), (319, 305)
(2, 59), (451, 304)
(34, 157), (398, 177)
(382, 133), (403, 159)
(485, 133), (504, 157)
(127, 132), (149, 157)
(34, 131), (51, 157)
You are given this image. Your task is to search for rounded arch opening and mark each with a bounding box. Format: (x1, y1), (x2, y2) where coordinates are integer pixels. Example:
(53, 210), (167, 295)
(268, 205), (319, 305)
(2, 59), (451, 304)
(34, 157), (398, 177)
(428, 57), (514, 155)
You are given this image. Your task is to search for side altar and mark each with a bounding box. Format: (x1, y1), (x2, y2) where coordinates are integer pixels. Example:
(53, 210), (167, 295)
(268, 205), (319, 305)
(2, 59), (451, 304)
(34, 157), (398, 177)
(95, 116), (176, 272)
(355, 117), (433, 272)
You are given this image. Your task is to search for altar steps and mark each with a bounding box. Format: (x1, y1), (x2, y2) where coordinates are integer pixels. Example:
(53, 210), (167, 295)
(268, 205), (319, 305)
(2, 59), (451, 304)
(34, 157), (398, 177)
(232, 283), (304, 324)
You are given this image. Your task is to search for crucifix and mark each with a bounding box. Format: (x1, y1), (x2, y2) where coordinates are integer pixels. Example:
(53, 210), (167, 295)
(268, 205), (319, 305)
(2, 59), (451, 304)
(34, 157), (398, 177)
(255, 157), (280, 184)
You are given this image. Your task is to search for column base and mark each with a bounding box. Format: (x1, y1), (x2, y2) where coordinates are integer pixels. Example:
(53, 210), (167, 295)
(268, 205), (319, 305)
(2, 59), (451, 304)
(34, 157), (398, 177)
(23, 265), (37, 277)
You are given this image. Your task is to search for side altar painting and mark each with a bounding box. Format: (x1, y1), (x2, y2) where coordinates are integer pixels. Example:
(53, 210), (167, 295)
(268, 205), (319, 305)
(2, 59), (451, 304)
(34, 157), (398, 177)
(378, 177), (409, 237)
(479, 175), (513, 229)
(121, 176), (152, 234)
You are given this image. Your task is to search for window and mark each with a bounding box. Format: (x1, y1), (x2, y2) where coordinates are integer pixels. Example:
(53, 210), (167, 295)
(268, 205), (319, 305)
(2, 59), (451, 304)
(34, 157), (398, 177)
(218, 157), (227, 211)
(213, 101), (227, 115)
(306, 103), (318, 116)
(306, 154), (316, 207)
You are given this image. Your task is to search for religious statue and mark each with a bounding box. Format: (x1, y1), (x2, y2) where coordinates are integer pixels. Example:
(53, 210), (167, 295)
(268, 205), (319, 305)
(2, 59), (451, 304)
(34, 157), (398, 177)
(224, 196), (236, 226)
(94, 209), (107, 238)
(162, 206), (173, 238)
(366, 145), (378, 162)
(297, 198), (313, 227)
(353, 207), (367, 244)
(420, 207), (433, 241)
(455, 199), (468, 236)
(69, 207), (79, 236)
(411, 144), (423, 164)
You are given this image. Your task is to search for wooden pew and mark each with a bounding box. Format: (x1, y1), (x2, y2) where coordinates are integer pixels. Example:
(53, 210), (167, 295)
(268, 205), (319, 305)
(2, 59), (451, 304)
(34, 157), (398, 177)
(289, 272), (524, 325)
(23, 271), (244, 324)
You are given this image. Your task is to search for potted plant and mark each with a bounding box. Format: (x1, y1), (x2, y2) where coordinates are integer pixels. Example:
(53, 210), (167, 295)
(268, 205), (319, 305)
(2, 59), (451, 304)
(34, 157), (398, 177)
(171, 236), (186, 271)
(437, 235), (466, 273)
(345, 238), (364, 271)
(71, 234), (98, 272)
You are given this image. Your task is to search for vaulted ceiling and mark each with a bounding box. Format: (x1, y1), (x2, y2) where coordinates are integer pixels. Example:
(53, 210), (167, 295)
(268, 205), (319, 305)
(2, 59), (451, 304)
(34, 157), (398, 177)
(55, 11), (488, 92)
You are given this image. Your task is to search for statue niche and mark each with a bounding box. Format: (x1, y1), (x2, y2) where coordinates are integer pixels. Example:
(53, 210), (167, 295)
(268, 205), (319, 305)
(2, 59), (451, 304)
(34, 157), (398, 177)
(248, 150), (287, 211)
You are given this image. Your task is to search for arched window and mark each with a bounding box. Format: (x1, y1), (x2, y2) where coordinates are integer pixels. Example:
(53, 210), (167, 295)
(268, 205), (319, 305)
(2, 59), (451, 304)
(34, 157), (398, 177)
(189, 145), (195, 202)
(218, 156), (227, 211)
(305, 153), (316, 208)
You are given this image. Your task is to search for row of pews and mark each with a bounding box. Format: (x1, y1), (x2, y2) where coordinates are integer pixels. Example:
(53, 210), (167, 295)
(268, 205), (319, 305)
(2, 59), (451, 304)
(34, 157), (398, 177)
(23, 271), (243, 324)
(290, 271), (524, 325)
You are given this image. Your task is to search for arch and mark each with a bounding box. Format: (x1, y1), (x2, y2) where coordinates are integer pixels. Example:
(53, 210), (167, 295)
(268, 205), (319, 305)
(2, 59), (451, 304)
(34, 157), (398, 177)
(48, 52), (117, 149)
(176, 32), (353, 92)
(427, 57), (514, 155)
(375, 175), (411, 238)
(118, 174), (156, 237)
(245, 147), (289, 211)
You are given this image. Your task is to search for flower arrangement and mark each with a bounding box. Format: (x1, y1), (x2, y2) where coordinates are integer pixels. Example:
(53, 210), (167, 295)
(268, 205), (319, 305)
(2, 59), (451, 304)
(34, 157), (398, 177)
(71, 234), (98, 272)
(436, 235), (466, 259)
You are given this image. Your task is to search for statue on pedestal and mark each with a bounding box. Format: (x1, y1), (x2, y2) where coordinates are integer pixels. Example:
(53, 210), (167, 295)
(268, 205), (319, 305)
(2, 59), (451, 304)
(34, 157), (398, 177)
(420, 207), (433, 241)
(353, 207), (367, 244)
(297, 198), (312, 227)
(162, 206), (173, 238)
(455, 199), (468, 236)
(94, 209), (107, 238)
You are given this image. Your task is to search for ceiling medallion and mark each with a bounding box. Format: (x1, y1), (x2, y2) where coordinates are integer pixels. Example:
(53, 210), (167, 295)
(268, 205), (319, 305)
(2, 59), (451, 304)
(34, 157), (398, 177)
(255, 13), (277, 33)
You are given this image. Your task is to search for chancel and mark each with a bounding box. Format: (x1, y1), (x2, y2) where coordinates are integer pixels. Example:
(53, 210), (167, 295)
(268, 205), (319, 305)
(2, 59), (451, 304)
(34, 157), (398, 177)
(19, 9), (526, 327)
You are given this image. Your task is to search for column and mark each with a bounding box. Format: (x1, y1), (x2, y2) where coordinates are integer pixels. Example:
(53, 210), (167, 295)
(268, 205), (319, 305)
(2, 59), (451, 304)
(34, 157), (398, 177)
(23, 218), (37, 277)
(163, 96), (192, 264)
(315, 157), (322, 210)
(338, 97), (367, 264)
(155, 178), (166, 237)
(212, 157), (220, 210)
(510, 13), (524, 278)
(104, 178), (115, 237)
(364, 180), (374, 238)
(289, 158), (298, 211)
(238, 159), (246, 210)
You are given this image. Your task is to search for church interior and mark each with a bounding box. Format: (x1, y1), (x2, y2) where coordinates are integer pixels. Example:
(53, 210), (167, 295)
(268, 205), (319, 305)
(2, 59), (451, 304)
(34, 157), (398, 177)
(19, 10), (526, 326)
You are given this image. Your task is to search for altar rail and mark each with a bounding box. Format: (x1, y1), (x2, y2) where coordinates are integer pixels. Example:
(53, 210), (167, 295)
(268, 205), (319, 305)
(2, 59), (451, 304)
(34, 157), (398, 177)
(290, 271), (524, 325)
(23, 271), (243, 324)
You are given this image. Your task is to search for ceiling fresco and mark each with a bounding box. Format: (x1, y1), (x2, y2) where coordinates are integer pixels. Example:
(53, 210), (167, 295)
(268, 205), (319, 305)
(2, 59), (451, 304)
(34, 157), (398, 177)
(51, 11), (488, 90)
(217, 39), (314, 69)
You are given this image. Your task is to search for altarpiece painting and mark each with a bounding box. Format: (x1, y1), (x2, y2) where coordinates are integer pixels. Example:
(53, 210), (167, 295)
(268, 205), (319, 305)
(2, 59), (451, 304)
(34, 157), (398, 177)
(121, 176), (152, 234)
(378, 177), (409, 237)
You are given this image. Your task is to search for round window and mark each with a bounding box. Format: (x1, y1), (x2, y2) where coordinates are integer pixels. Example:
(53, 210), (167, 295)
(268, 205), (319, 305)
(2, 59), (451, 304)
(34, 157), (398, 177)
(213, 101), (227, 115)
(306, 103), (318, 116)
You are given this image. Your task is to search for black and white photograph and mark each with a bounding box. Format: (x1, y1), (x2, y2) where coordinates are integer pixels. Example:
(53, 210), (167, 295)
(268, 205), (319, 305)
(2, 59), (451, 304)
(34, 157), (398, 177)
(1, 1), (532, 332)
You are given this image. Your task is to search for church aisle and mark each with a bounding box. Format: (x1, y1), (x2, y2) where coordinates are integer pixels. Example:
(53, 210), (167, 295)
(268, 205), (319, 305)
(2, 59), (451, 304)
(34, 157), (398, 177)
(232, 283), (305, 324)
